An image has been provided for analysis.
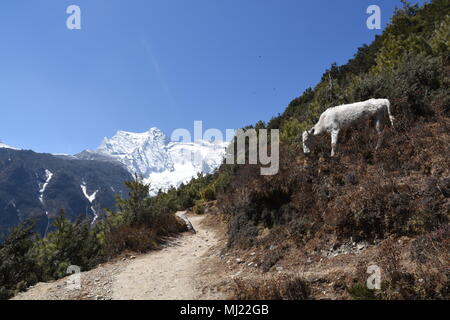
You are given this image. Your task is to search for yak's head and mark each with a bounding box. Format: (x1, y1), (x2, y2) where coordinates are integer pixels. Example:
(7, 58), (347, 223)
(302, 128), (316, 154)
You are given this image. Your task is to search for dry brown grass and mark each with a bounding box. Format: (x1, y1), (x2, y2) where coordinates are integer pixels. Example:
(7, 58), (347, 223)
(220, 117), (449, 249)
(104, 214), (187, 257)
(216, 116), (449, 299)
(375, 226), (449, 300)
(232, 274), (311, 300)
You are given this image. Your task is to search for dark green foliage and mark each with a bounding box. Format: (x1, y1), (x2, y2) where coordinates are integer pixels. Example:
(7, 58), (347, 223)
(348, 284), (376, 300)
(34, 210), (103, 280)
(0, 221), (40, 299)
(116, 176), (154, 227)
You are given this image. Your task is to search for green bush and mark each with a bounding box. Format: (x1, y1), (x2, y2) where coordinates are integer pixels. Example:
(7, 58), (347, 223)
(193, 199), (207, 214)
(348, 283), (376, 300)
(33, 210), (102, 280)
(200, 184), (216, 201)
(430, 15), (450, 56)
(280, 118), (309, 142)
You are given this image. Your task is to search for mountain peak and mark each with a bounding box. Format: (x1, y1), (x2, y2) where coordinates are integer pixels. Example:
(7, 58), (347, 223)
(89, 127), (227, 195)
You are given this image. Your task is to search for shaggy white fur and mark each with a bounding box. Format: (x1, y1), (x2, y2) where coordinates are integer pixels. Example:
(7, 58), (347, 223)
(303, 98), (395, 156)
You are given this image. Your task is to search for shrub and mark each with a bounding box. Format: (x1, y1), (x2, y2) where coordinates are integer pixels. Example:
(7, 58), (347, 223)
(233, 275), (311, 300)
(0, 221), (40, 299)
(430, 15), (450, 57)
(33, 210), (103, 280)
(280, 118), (308, 142)
(347, 283), (376, 300)
(192, 199), (207, 214)
(200, 184), (216, 201)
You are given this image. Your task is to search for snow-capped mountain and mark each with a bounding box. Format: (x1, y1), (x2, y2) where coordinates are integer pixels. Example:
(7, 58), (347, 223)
(77, 128), (228, 195)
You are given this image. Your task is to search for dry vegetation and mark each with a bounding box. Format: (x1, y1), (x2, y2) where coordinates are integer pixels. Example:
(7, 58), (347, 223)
(217, 115), (449, 299)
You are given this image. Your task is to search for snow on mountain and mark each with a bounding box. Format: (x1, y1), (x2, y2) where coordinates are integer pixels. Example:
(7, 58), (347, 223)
(38, 169), (53, 206)
(81, 181), (99, 223)
(91, 128), (228, 195)
(0, 141), (18, 150)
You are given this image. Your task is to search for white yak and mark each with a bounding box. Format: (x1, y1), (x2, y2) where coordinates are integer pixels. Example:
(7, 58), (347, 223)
(302, 98), (395, 157)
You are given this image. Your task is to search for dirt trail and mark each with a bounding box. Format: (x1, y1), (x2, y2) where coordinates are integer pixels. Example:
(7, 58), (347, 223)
(12, 212), (227, 300)
(112, 212), (222, 300)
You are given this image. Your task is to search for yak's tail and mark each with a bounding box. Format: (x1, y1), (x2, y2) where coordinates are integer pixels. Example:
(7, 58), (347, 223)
(386, 99), (395, 128)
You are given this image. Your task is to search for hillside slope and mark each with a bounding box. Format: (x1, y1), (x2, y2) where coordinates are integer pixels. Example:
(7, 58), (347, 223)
(0, 149), (132, 239)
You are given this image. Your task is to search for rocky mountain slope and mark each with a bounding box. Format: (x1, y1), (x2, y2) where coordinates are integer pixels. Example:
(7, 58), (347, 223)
(0, 148), (132, 239)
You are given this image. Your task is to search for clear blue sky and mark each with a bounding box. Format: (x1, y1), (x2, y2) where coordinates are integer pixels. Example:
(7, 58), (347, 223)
(0, 0), (417, 154)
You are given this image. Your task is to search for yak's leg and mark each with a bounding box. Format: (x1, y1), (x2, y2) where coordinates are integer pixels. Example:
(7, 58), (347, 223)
(375, 116), (385, 150)
(331, 129), (340, 157)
